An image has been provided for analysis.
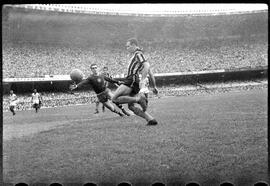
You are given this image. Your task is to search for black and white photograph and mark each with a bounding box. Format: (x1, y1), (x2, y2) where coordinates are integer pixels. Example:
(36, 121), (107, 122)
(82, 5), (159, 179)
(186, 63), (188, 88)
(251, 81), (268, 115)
(2, 3), (268, 186)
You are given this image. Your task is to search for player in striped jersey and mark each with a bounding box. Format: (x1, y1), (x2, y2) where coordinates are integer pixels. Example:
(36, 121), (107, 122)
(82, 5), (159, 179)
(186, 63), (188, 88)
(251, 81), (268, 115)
(9, 90), (18, 115)
(112, 38), (158, 125)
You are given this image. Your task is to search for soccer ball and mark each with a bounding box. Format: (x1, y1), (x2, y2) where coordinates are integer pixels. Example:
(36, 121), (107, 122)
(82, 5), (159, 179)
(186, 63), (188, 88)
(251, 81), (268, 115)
(70, 69), (84, 83)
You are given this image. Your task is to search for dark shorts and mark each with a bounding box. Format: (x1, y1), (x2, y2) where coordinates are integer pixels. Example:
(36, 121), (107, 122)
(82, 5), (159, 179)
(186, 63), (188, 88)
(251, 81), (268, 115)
(97, 88), (111, 103)
(33, 103), (39, 109)
(123, 75), (140, 95)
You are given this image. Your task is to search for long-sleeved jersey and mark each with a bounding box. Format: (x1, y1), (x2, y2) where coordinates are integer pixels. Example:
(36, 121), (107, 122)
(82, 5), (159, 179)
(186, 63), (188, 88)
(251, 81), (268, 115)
(77, 74), (119, 94)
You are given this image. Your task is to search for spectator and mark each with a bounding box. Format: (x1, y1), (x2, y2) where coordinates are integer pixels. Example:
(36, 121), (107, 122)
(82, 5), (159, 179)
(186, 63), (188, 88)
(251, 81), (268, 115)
(2, 36), (267, 78)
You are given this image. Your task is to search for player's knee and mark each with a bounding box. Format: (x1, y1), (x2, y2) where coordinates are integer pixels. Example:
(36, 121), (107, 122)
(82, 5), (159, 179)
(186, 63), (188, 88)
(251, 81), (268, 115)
(128, 104), (135, 111)
(112, 96), (118, 103)
(128, 105), (142, 115)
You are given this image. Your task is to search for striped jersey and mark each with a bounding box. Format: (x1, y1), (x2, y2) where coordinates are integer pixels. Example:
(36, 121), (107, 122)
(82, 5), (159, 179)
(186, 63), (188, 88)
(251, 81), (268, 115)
(127, 48), (146, 77)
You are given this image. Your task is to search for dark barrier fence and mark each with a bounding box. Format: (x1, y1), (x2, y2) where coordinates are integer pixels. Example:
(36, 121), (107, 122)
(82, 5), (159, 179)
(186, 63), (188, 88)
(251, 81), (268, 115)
(153, 67), (268, 87)
(2, 67), (268, 95)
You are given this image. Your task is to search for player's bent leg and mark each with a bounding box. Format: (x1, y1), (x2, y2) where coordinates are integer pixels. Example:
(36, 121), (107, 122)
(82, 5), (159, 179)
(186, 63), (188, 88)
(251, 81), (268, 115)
(10, 106), (15, 115)
(112, 84), (135, 104)
(115, 103), (131, 116)
(102, 101), (114, 111)
(103, 101), (124, 117)
(95, 100), (99, 114)
(35, 104), (39, 113)
(144, 93), (149, 106)
(137, 93), (148, 112)
(128, 103), (153, 121)
(128, 103), (157, 125)
(107, 91), (114, 100)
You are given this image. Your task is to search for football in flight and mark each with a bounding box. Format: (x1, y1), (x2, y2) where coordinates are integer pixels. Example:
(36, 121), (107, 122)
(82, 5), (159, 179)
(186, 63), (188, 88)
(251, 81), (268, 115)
(70, 69), (84, 83)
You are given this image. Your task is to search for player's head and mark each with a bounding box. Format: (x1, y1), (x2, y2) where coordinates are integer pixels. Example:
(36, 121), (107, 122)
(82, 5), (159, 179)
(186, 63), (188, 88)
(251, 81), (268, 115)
(90, 63), (98, 74)
(126, 38), (138, 53)
(10, 90), (13, 94)
(33, 89), (37, 93)
(103, 66), (108, 72)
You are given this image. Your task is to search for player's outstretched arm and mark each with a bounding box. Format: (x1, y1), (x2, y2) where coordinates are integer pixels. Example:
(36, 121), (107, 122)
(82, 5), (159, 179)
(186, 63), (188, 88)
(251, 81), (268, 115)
(104, 76), (122, 86)
(70, 79), (88, 90)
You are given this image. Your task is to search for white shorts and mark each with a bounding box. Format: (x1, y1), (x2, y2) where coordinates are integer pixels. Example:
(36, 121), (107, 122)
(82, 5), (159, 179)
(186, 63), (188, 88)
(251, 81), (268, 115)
(140, 87), (150, 94)
(33, 100), (39, 104)
(10, 101), (17, 106)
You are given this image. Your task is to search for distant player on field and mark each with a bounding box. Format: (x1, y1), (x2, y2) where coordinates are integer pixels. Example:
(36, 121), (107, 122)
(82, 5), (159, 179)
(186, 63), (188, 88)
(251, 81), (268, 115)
(31, 89), (42, 113)
(9, 90), (17, 115)
(112, 38), (158, 125)
(70, 63), (129, 117)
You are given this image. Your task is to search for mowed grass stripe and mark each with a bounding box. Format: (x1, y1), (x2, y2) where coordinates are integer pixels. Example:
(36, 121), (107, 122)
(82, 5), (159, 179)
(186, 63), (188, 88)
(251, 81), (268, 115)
(3, 89), (268, 184)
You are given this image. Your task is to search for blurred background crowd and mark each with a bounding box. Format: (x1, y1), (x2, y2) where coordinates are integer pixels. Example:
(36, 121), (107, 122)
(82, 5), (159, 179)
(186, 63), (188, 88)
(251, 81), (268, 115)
(2, 37), (267, 78)
(2, 6), (267, 78)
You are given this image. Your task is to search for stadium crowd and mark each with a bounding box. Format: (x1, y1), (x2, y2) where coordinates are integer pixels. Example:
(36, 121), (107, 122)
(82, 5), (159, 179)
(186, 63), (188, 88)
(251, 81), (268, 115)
(2, 37), (267, 78)
(3, 35), (268, 112)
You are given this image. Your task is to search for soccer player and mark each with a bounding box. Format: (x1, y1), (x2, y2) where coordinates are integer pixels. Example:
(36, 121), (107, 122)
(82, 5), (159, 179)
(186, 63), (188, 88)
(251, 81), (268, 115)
(31, 89), (42, 113)
(9, 90), (17, 115)
(95, 66), (109, 114)
(148, 67), (159, 95)
(139, 74), (150, 103)
(139, 66), (159, 105)
(112, 38), (158, 125)
(95, 66), (130, 116)
(70, 63), (129, 117)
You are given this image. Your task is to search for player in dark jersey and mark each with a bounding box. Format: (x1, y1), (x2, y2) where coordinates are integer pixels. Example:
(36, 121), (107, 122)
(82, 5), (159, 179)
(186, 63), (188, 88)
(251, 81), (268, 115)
(95, 66), (109, 113)
(70, 64), (128, 117)
(112, 38), (158, 125)
(95, 66), (131, 116)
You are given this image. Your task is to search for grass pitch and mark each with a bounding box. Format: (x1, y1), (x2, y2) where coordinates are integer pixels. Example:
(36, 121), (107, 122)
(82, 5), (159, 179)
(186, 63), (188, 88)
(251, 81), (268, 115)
(3, 89), (268, 185)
